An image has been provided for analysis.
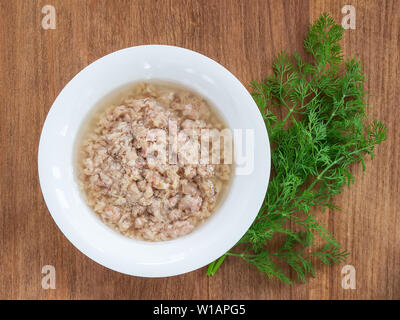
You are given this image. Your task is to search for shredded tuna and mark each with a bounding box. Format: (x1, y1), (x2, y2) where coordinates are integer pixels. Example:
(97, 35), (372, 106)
(77, 82), (232, 241)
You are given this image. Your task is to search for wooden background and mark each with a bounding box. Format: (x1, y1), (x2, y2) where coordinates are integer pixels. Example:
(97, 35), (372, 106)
(0, 0), (398, 300)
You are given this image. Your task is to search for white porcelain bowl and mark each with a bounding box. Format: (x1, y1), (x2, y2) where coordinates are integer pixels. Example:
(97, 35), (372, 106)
(38, 45), (270, 277)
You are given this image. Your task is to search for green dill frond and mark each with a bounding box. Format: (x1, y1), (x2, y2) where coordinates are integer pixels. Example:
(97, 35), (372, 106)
(207, 13), (386, 284)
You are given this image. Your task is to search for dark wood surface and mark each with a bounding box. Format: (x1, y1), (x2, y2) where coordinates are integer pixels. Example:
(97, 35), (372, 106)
(0, 0), (398, 299)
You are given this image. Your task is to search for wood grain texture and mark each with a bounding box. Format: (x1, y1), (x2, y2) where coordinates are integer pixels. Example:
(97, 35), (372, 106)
(0, 0), (398, 300)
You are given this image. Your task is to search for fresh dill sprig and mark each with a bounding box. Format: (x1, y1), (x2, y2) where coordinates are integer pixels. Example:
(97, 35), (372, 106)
(206, 13), (386, 284)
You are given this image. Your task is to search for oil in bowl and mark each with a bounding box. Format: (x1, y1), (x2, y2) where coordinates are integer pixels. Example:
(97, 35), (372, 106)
(76, 81), (233, 241)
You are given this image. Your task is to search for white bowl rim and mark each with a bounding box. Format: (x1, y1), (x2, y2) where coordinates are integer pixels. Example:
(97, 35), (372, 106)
(38, 45), (271, 277)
